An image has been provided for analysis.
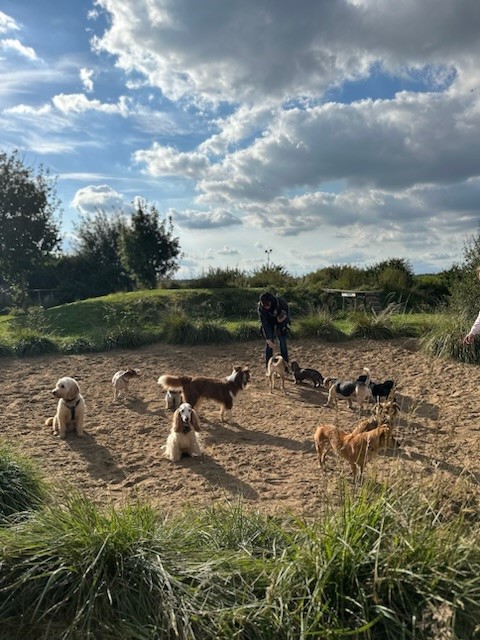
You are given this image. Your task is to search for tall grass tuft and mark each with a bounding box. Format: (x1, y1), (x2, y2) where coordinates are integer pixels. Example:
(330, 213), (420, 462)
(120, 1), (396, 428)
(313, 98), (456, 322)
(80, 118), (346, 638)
(232, 320), (261, 341)
(101, 304), (151, 349)
(295, 310), (348, 342)
(0, 445), (46, 523)
(0, 496), (208, 640)
(349, 310), (396, 340)
(61, 336), (99, 354)
(420, 314), (480, 363)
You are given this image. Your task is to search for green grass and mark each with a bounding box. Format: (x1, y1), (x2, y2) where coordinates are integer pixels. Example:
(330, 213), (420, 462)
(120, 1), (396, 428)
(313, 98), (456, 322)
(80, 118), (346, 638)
(0, 478), (479, 639)
(0, 444), (47, 523)
(0, 291), (473, 363)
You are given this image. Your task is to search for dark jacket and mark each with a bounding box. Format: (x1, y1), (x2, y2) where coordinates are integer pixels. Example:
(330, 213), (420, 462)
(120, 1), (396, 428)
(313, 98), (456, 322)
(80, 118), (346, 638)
(258, 294), (290, 340)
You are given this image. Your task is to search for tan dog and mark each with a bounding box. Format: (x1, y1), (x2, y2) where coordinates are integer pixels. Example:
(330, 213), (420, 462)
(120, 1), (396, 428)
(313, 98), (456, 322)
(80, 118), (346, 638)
(267, 355), (288, 394)
(45, 376), (85, 439)
(163, 403), (202, 462)
(350, 399), (400, 437)
(314, 422), (396, 481)
(112, 368), (141, 401)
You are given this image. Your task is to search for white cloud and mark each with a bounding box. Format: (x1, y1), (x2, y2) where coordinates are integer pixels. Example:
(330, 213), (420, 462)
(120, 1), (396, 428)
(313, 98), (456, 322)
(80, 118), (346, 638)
(1, 38), (37, 60)
(218, 245), (240, 255)
(52, 93), (129, 115)
(169, 207), (242, 229)
(134, 143), (210, 179)
(80, 68), (94, 92)
(71, 185), (127, 214)
(0, 11), (19, 34)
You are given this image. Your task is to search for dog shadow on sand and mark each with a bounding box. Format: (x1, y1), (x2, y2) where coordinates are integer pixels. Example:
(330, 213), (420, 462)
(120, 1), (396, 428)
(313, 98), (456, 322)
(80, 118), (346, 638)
(201, 417), (312, 453)
(67, 433), (127, 484)
(178, 453), (259, 499)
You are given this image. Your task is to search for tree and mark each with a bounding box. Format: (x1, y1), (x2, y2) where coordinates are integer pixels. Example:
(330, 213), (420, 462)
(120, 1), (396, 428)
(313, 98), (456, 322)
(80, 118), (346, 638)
(73, 209), (133, 297)
(118, 200), (181, 289)
(0, 150), (60, 307)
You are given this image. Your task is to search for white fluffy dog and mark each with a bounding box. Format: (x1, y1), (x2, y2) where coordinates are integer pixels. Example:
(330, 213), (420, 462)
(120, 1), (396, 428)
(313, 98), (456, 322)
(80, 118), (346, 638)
(163, 402), (202, 462)
(45, 376), (85, 439)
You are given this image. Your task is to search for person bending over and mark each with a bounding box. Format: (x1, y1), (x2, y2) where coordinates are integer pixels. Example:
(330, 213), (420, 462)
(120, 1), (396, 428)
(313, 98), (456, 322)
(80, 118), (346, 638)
(258, 292), (290, 369)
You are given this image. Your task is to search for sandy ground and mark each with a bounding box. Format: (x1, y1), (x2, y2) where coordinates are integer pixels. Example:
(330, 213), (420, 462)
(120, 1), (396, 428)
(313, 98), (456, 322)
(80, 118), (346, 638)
(1, 338), (480, 517)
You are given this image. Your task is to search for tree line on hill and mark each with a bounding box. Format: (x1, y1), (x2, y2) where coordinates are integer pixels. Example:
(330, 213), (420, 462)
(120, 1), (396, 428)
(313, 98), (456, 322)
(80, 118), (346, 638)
(0, 149), (477, 313)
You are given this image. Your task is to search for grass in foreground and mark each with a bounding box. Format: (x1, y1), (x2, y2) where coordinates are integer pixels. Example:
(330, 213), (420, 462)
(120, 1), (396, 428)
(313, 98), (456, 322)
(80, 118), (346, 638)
(0, 476), (479, 639)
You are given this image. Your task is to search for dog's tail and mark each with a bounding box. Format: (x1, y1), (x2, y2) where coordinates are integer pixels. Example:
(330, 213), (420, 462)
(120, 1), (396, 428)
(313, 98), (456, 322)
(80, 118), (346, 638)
(158, 374), (192, 390)
(362, 367), (371, 386)
(45, 417), (54, 427)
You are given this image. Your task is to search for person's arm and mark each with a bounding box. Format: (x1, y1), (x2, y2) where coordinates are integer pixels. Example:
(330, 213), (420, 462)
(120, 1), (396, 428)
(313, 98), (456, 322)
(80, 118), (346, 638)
(464, 310), (480, 343)
(258, 305), (274, 341)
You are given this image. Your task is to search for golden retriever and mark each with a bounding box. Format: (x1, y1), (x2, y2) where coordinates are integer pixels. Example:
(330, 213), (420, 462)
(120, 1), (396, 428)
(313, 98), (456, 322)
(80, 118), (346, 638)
(314, 422), (396, 481)
(45, 376), (85, 439)
(163, 402), (202, 462)
(267, 355), (288, 394)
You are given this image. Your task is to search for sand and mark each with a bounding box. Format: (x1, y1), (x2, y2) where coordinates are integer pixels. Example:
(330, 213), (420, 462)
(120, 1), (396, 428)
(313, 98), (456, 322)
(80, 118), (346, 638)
(2, 338), (479, 517)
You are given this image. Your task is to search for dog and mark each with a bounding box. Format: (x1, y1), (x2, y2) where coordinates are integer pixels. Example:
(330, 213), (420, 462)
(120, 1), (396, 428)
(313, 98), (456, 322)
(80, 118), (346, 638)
(45, 376), (85, 439)
(349, 399), (401, 437)
(267, 355), (288, 393)
(356, 374), (396, 403)
(158, 366), (250, 421)
(290, 361), (323, 388)
(112, 368), (140, 400)
(163, 403), (202, 462)
(324, 368), (372, 410)
(314, 422), (396, 481)
(165, 389), (182, 411)
(370, 380), (396, 403)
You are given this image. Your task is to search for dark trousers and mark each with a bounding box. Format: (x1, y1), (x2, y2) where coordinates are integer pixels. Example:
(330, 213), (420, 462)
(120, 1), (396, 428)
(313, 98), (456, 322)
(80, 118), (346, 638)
(264, 326), (289, 367)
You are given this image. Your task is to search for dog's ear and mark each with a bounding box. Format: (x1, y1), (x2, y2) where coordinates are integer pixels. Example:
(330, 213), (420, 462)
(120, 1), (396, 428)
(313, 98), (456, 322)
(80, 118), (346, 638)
(71, 379), (80, 396)
(191, 409), (201, 432)
(233, 365), (242, 372)
(173, 409), (183, 433)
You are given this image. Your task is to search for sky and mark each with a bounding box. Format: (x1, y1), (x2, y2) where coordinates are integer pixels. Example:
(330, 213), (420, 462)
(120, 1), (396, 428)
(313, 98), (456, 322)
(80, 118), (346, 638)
(1, 0), (480, 278)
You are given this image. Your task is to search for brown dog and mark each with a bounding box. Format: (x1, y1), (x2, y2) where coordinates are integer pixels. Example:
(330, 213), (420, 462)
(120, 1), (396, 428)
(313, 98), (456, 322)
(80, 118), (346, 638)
(314, 422), (396, 481)
(267, 355), (288, 394)
(158, 366), (250, 421)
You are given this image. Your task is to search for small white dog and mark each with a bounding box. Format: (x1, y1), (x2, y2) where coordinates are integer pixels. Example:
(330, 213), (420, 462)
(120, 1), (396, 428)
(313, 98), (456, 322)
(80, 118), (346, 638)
(112, 368), (141, 401)
(267, 355), (288, 394)
(165, 389), (182, 411)
(163, 402), (202, 462)
(45, 376), (85, 439)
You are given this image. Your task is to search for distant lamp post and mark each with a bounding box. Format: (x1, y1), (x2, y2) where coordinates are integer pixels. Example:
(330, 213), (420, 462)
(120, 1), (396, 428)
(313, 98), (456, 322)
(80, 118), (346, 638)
(265, 249), (273, 268)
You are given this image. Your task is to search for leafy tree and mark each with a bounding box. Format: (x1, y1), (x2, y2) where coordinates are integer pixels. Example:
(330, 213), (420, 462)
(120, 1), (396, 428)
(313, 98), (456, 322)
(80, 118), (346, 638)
(73, 209), (133, 297)
(118, 200), (181, 289)
(0, 150), (60, 307)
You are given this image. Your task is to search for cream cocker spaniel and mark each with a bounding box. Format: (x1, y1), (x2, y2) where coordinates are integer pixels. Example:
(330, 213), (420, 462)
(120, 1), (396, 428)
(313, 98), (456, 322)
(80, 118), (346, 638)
(163, 402), (202, 462)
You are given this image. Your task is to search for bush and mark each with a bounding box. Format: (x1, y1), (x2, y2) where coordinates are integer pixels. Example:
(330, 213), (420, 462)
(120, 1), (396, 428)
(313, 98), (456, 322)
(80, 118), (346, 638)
(61, 337), (98, 354)
(10, 331), (59, 357)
